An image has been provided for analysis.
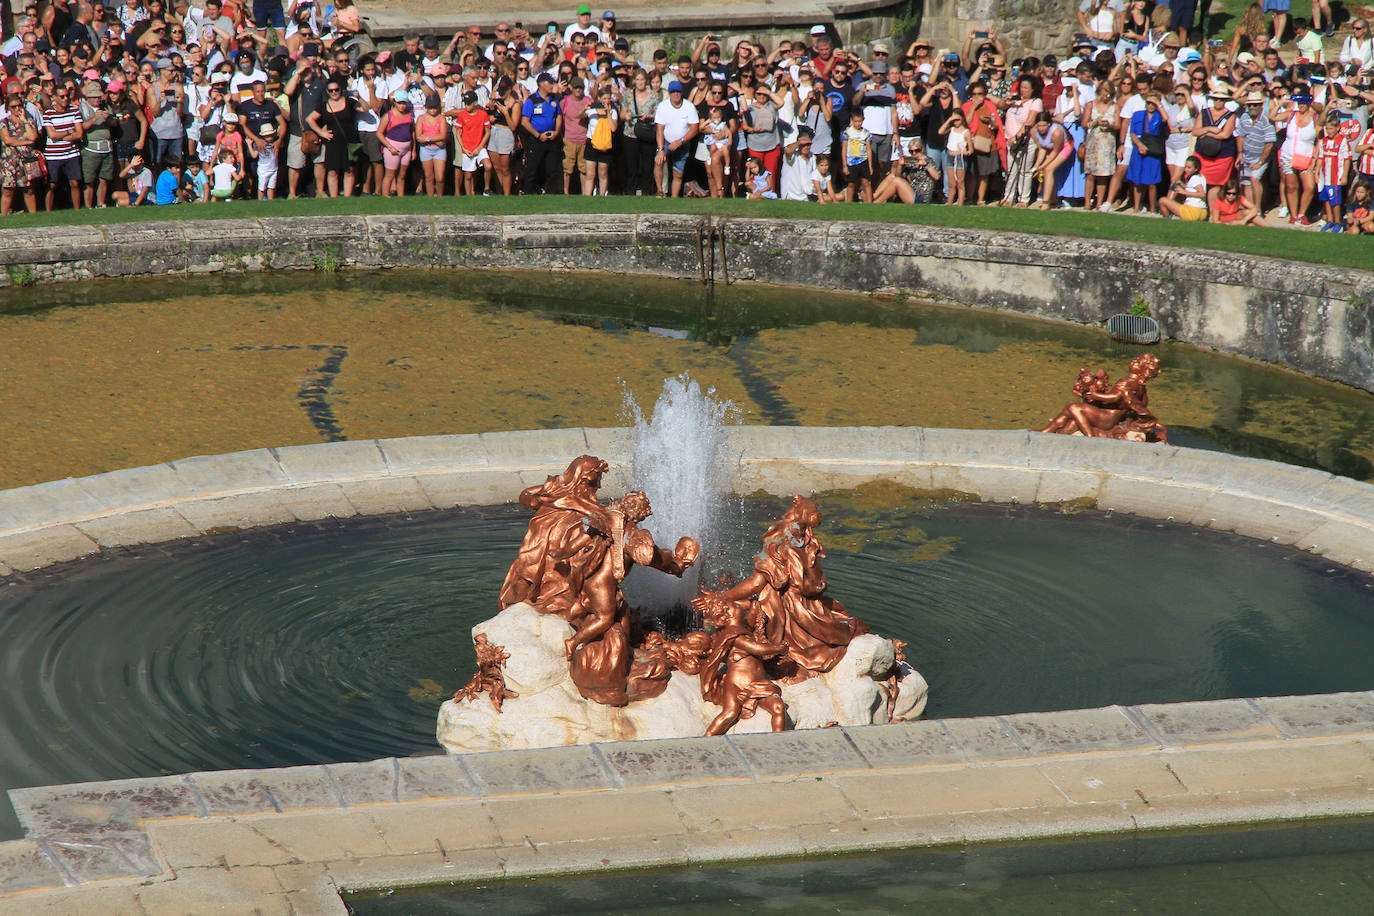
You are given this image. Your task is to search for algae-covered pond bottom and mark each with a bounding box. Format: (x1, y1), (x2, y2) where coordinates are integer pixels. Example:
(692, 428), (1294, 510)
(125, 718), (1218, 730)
(3, 496), (1373, 840)
(1, 269), (1373, 489)
(344, 815), (1374, 914)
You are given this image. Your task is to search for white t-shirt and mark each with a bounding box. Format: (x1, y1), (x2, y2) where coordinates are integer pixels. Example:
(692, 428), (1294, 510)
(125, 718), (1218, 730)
(212, 160), (237, 191)
(351, 77), (382, 131)
(654, 98), (698, 145)
(563, 23), (602, 44)
(780, 150), (820, 200)
(1180, 173), (1207, 205)
(585, 105), (618, 139)
(229, 68), (268, 102)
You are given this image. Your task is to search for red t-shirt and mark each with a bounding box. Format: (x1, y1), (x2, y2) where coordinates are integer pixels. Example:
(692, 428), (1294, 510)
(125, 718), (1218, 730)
(454, 108), (490, 152)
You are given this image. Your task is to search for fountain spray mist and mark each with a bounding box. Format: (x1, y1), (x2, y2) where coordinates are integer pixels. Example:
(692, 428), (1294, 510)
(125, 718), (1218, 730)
(621, 374), (742, 629)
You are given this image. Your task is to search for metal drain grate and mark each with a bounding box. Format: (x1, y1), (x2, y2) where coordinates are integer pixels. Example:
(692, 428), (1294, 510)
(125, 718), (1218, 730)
(1105, 313), (1161, 345)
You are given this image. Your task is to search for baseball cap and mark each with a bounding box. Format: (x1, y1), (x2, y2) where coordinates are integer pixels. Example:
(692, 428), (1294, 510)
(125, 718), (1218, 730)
(942, 52), (959, 62)
(577, 4), (591, 14)
(462, 90), (478, 104)
(222, 110), (239, 123)
(392, 88), (409, 102)
(375, 51), (391, 64)
(917, 63), (932, 76)
(536, 72), (554, 83)
(602, 9), (615, 19)
(302, 42), (322, 58)
(82, 68), (100, 80)
(107, 78), (125, 92)
(668, 79), (684, 92)
(156, 58), (173, 71)
(809, 24), (826, 36)
(1235, 51), (1256, 66)
(872, 43), (890, 55)
(210, 72), (230, 84)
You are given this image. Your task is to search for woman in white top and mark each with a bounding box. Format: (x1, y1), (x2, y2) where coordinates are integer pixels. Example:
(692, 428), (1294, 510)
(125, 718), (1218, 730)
(1080, 0), (1120, 50)
(1274, 85), (1319, 224)
(1162, 85), (1195, 185)
(351, 57), (386, 196)
(1340, 19), (1372, 69)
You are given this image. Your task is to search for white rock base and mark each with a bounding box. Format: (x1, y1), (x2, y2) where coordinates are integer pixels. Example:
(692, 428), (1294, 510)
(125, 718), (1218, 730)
(437, 603), (929, 754)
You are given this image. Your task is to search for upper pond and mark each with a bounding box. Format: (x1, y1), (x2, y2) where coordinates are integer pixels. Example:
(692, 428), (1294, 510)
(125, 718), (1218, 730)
(0, 269), (1372, 488)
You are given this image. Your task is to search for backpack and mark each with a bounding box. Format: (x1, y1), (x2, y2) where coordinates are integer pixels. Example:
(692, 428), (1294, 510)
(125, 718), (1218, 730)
(590, 111), (614, 152)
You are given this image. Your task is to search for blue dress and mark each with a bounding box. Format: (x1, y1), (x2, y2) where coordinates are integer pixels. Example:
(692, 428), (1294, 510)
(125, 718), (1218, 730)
(1127, 109), (1165, 187)
(1055, 119), (1085, 200)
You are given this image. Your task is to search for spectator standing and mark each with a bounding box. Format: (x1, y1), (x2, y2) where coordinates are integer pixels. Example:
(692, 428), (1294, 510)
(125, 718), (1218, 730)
(453, 89), (491, 196)
(1082, 81), (1119, 209)
(486, 78), (522, 196)
(308, 78), (358, 197)
(1163, 82), (1195, 185)
(560, 75), (591, 193)
(78, 80), (115, 207)
(43, 83), (84, 210)
(1275, 86), (1318, 222)
(1315, 112), (1351, 229)
(1293, 19), (1324, 65)
(920, 79), (957, 199)
(1125, 90), (1165, 212)
(0, 93), (42, 214)
(779, 126), (820, 200)
(859, 60), (896, 181)
(350, 56), (385, 195)
(1192, 82), (1238, 205)
(1235, 89), (1275, 208)
(376, 89), (413, 197)
(414, 96), (447, 196)
(620, 66), (658, 195)
(583, 84), (617, 195)
(1001, 75), (1043, 206)
(284, 49), (326, 197)
(654, 79), (697, 196)
(961, 81), (1002, 205)
(521, 72), (562, 194)
(743, 84), (781, 193)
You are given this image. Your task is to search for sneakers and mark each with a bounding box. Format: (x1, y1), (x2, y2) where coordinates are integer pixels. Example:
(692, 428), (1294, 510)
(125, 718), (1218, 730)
(1324, 22), (1335, 36)
(1098, 202), (1112, 212)
(1275, 205), (1289, 219)
(482, 189), (492, 197)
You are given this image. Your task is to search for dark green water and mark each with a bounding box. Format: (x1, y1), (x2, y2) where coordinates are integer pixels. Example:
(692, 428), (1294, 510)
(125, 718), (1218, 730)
(3, 499), (1374, 841)
(344, 816), (1374, 914)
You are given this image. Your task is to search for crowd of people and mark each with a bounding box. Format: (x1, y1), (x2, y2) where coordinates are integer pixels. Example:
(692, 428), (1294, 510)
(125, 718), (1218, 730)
(2, 0), (1372, 231)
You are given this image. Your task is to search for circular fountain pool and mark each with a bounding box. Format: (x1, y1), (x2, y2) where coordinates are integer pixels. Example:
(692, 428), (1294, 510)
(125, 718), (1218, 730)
(2, 496), (1373, 840)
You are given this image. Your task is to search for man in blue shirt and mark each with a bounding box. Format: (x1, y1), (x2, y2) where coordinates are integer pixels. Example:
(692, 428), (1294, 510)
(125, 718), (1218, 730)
(155, 156), (183, 204)
(521, 73), (563, 193)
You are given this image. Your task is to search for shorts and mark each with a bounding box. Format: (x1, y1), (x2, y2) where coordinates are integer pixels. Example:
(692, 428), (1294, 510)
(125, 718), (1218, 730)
(383, 145), (413, 171)
(585, 144), (612, 164)
(46, 156), (81, 183)
(212, 185), (234, 199)
(488, 124), (515, 155)
(358, 131), (383, 164)
(846, 160), (871, 182)
(1169, 0), (1196, 30)
(286, 133), (326, 170)
(1318, 185), (1343, 205)
(258, 165), (277, 190)
(1240, 161), (1268, 184)
(1179, 204), (1208, 220)
(1262, 0), (1289, 11)
(460, 149), (489, 172)
(419, 143), (447, 162)
(1165, 144), (1190, 168)
(81, 149), (115, 183)
(253, 2), (286, 29)
(668, 143), (690, 174)
(563, 141), (586, 175)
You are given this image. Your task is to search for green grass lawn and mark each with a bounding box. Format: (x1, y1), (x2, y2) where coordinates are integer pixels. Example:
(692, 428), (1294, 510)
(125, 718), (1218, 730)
(6, 195), (1367, 272)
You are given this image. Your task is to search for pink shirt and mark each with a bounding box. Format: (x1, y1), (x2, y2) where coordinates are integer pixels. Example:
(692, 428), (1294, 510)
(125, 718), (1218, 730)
(561, 94), (592, 144)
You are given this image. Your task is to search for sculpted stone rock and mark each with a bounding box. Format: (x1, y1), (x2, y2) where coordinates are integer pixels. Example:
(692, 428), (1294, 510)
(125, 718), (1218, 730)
(436, 604), (927, 753)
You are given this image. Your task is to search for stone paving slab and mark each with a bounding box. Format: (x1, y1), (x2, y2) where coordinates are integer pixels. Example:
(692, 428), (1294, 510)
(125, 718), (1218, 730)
(941, 715), (1030, 761)
(724, 728), (868, 778)
(461, 745), (614, 796)
(0, 840), (63, 895)
(1135, 698), (1284, 746)
(1255, 692), (1374, 738)
(596, 736), (754, 787)
(72, 506), (199, 548)
(1003, 706), (1160, 756)
(0, 524), (99, 571)
(841, 719), (965, 768)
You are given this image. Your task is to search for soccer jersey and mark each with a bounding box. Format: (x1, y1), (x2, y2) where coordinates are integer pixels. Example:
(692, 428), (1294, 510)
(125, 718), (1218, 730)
(1316, 135), (1351, 187)
(1357, 127), (1374, 175)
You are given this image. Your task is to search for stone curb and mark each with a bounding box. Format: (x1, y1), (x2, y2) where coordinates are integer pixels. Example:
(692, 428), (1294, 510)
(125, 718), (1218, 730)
(0, 214), (1371, 391)
(2, 427), (1373, 573)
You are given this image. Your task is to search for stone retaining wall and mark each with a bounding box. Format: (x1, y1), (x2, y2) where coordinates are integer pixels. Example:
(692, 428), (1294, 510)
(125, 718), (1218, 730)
(2, 214), (1371, 393)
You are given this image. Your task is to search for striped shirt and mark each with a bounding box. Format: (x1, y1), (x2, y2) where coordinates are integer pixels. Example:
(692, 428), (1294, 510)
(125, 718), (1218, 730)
(41, 105), (82, 161)
(1357, 127), (1374, 176)
(1315, 135), (1351, 188)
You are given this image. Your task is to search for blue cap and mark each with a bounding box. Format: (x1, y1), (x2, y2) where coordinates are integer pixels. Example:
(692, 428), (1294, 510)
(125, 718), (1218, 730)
(668, 79), (684, 92)
(602, 9), (615, 19)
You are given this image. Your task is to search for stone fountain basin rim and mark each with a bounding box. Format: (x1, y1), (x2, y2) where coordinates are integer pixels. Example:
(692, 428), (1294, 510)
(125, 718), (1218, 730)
(4, 426), (1374, 902)
(0, 425), (1368, 576)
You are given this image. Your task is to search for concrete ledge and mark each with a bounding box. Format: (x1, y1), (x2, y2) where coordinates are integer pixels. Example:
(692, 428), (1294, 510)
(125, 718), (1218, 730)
(2, 214), (1373, 392)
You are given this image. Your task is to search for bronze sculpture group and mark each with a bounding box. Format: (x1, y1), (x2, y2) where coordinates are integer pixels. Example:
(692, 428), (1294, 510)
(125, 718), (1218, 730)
(1040, 353), (1168, 443)
(459, 457), (875, 734)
